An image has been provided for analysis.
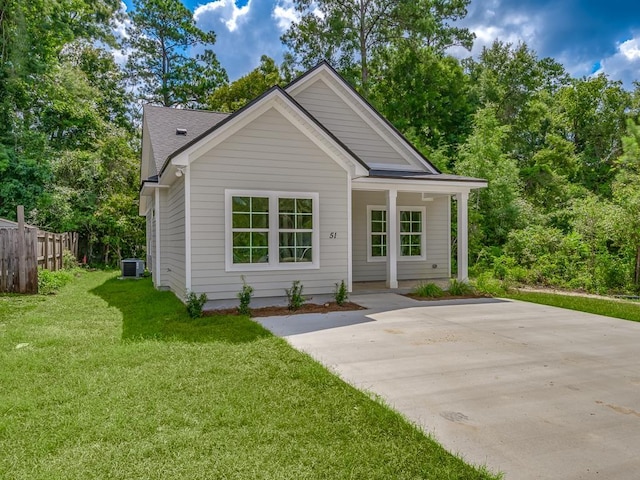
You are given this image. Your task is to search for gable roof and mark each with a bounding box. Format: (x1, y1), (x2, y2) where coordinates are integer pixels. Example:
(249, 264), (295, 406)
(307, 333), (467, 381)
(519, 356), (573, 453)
(143, 105), (229, 175)
(160, 85), (369, 176)
(285, 61), (440, 174)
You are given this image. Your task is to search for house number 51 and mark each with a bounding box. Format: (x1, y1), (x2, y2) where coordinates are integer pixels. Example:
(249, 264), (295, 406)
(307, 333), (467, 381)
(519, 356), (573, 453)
(329, 232), (337, 239)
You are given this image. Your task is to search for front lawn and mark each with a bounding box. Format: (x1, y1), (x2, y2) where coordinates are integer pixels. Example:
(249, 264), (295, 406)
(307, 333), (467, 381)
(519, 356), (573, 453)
(0, 271), (498, 479)
(506, 290), (640, 323)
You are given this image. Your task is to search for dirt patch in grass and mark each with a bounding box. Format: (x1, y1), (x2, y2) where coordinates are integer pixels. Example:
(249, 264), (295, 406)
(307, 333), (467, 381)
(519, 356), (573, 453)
(404, 293), (491, 302)
(205, 301), (365, 317)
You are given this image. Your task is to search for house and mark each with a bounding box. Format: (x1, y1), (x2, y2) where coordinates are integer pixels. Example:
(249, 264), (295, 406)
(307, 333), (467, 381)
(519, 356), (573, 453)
(139, 62), (487, 301)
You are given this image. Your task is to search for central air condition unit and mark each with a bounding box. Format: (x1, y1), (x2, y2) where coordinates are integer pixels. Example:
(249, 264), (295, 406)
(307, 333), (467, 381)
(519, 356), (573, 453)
(121, 259), (145, 278)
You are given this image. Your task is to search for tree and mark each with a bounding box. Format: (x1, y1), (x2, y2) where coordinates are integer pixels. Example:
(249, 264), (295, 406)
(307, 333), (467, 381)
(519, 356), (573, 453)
(455, 107), (524, 250)
(370, 45), (473, 159)
(612, 119), (640, 287)
(207, 56), (284, 112)
(125, 0), (227, 107)
(281, 0), (473, 93)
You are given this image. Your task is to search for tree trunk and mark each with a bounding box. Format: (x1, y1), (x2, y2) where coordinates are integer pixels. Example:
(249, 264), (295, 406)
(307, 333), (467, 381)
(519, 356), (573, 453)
(359, 0), (368, 95)
(635, 245), (640, 286)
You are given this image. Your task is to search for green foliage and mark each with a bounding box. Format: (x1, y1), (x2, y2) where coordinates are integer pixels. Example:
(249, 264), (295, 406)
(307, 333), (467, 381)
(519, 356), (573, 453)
(63, 251), (80, 270)
(334, 279), (348, 306)
(412, 282), (444, 298)
(237, 276), (254, 316)
(186, 290), (208, 319)
(208, 56), (284, 112)
(282, 0), (473, 93)
(447, 279), (474, 296)
(125, 0), (227, 107)
(473, 272), (507, 296)
(38, 269), (76, 295)
(506, 290), (640, 324)
(285, 280), (305, 311)
(455, 106), (524, 249)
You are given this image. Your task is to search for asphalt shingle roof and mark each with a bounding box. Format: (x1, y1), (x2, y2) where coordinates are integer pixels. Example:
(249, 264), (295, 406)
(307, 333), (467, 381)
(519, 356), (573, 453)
(143, 104), (230, 174)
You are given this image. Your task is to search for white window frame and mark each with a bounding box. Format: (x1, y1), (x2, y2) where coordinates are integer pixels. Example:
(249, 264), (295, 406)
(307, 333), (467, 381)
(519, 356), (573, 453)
(367, 205), (427, 262)
(225, 189), (320, 272)
(367, 205), (388, 263)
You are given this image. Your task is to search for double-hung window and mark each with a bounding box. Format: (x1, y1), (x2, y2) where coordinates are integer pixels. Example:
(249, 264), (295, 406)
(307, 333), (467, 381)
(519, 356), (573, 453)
(367, 205), (426, 262)
(226, 190), (319, 271)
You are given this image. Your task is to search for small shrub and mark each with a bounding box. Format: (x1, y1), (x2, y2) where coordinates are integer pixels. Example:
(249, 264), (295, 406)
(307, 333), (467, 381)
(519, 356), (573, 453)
(473, 272), (506, 296)
(62, 251), (80, 270)
(38, 269), (75, 295)
(412, 282), (443, 298)
(447, 279), (474, 296)
(237, 276), (254, 316)
(334, 280), (348, 306)
(186, 290), (208, 318)
(285, 280), (305, 311)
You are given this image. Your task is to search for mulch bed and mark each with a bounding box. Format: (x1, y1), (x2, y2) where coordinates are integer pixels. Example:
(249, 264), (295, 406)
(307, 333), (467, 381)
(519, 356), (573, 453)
(404, 293), (491, 302)
(204, 301), (365, 318)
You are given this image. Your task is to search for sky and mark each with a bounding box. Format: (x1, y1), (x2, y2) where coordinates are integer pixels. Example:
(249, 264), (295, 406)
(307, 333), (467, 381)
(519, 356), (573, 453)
(121, 0), (640, 88)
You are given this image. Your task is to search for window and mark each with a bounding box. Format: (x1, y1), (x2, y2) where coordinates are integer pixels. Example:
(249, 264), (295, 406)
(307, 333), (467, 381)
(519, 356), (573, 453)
(231, 196), (269, 264)
(279, 198), (313, 263)
(367, 205), (426, 262)
(399, 210), (423, 257)
(369, 208), (387, 259)
(226, 190), (319, 271)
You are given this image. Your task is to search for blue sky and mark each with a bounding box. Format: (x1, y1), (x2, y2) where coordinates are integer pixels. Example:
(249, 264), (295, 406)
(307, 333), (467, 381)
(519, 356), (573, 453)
(121, 0), (640, 88)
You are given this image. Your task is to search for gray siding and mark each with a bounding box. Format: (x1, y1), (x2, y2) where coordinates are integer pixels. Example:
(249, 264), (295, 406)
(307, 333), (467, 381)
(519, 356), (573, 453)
(291, 78), (413, 167)
(159, 179), (186, 299)
(352, 191), (450, 282)
(190, 107), (349, 300)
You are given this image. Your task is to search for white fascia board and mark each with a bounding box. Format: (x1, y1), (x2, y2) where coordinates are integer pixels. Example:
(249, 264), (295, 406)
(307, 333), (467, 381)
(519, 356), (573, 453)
(139, 182), (169, 215)
(287, 65), (437, 174)
(352, 177), (485, 194)
(175, 90), (368, 177)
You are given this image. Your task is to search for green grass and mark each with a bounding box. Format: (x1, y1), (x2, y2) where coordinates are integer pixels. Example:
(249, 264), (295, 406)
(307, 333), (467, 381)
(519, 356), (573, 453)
(506, 290), (640, 323)
(0, 271), (499, 479)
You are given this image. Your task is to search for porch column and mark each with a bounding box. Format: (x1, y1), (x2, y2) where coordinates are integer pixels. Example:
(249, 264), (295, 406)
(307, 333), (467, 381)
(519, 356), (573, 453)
(386, 189), (398, 288)
(456, 192), (469, 282)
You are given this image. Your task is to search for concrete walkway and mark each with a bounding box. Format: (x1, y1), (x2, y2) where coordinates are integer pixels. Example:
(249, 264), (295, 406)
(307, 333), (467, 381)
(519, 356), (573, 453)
(256, 293), (640, 480)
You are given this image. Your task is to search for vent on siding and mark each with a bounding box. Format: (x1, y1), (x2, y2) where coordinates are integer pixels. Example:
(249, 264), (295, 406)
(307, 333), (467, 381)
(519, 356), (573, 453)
(176, 128), (187, 136)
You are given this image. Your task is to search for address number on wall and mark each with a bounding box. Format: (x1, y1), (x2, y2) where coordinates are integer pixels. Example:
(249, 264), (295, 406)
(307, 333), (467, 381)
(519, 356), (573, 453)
(329, 232), (337, 239)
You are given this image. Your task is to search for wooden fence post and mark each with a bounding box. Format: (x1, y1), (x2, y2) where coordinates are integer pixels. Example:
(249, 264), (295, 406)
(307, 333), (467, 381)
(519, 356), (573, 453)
(17, 206), (26, 293)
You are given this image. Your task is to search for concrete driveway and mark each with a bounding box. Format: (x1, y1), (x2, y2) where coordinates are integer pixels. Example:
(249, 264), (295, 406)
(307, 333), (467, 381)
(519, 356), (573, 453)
(257, 293), (640, 480)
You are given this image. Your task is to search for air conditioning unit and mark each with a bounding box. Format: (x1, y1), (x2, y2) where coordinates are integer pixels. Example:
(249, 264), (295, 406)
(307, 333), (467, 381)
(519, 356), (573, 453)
(121, 259), (145, 278)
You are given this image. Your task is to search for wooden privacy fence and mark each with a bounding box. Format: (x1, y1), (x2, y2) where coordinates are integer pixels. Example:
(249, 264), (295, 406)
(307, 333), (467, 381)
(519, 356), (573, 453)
(0, 206), (78, 293)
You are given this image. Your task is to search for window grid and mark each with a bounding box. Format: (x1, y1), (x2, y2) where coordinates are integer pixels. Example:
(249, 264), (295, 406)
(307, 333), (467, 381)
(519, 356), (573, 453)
(231, 196), (269, 264)
(399, 210), (422, 257)
(370, 209), (387, 258)
(279, 198), (313, 263)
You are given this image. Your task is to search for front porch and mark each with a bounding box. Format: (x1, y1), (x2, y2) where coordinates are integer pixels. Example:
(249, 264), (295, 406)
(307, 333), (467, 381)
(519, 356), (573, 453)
(351, 173), (480, 290)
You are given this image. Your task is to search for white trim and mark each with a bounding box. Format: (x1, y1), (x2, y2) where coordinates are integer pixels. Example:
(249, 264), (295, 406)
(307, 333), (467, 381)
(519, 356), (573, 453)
(154, 188), (161, 288)
(386, 190), (398, 289)
(184, 168), (192, 291)
(353, 177), (485, 193)
(366, 205), (387, 263)
(286, 66), (437, 173)
(366, 205), (427, 263)
(397, 206), (427, 261)
(224, 189), (320, 272)
(347, 173), (353, 292)
(447, 196), (452, 279)
(456, 192), (469, 282)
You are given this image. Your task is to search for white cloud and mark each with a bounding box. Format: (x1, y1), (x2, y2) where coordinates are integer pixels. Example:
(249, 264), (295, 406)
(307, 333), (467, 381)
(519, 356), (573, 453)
(195, 0), (250, 33)
(619, 37), (640, 60)
(593, 34), (640, 87)
(273, 0), (299, 32)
